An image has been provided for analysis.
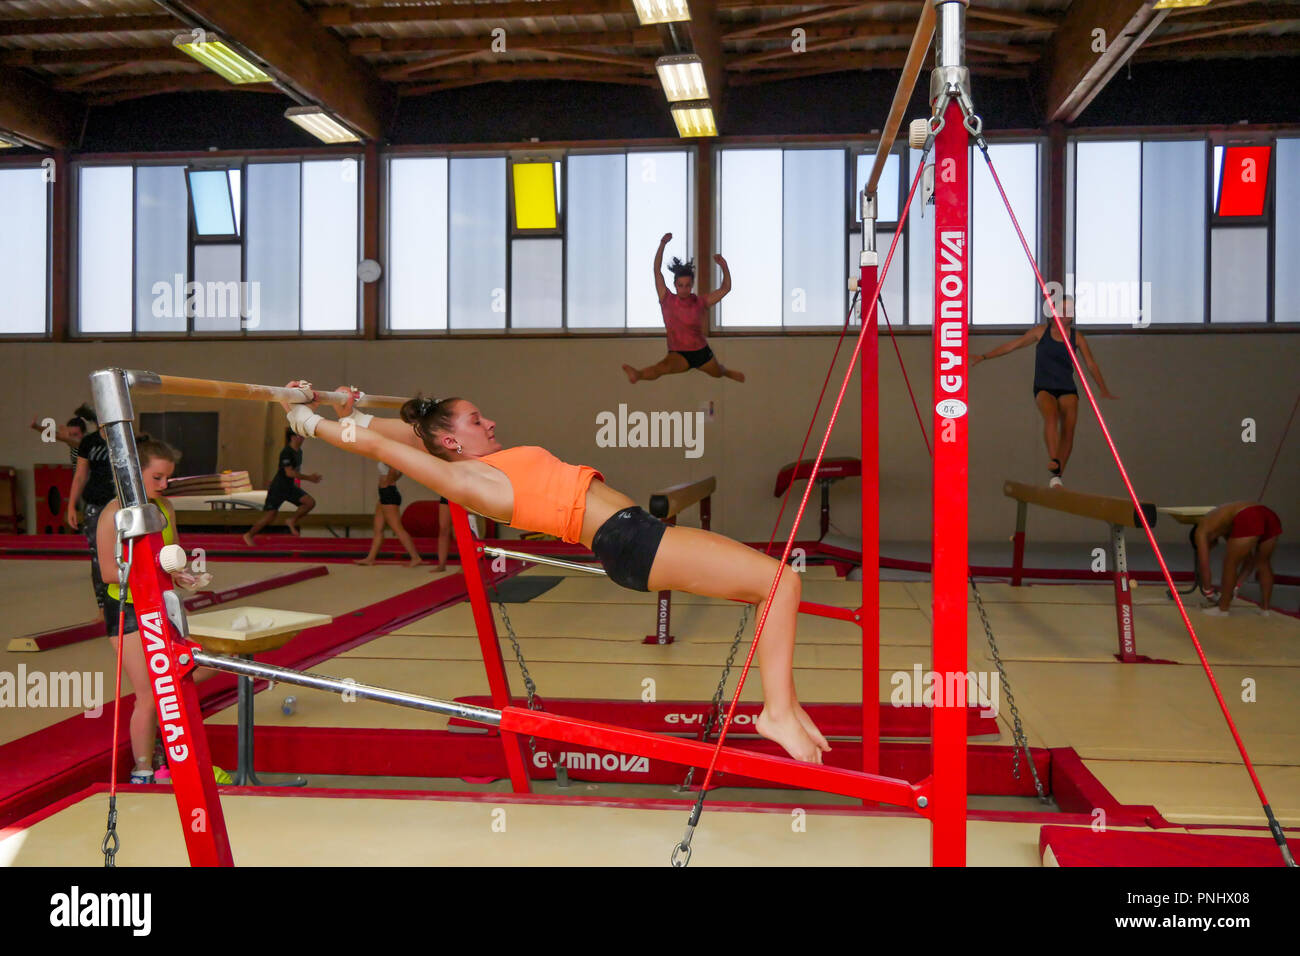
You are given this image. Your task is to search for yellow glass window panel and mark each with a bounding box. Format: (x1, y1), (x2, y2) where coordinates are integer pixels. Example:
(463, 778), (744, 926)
(512, 162), (558, 230)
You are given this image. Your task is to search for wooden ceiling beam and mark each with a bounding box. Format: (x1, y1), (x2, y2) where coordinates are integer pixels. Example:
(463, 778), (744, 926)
(1167, 2), (1300, 24)
(317, 0), (629, 27)
(1144, 21), (1270, 48)
(0, 47), (190, 67)
(1133, 33), (1300, 58)
(722, 3), (877, 41)
(0, 14), (182, 38)
(687, 0), (728, 118)
(167, 0), (395, 140)
(0, 62), (84, 147)
(351, 28), (659, 56)
(1041, 0), (1165, 123)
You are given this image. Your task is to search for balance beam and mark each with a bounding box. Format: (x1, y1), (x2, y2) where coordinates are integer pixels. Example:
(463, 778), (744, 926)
(1003, 481), (1162, 664)
(1003, 481), (1158, 529)
(648, 475), (717, 521)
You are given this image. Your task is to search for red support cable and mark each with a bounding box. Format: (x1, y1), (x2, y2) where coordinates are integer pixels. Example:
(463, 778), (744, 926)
(930, 98), (970, 867)
(978, 148), (1295, 865)
(449, 504), (532, 793)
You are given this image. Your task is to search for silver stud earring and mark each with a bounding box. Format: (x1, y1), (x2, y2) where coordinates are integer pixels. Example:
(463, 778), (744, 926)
(456, 443), (463, 454)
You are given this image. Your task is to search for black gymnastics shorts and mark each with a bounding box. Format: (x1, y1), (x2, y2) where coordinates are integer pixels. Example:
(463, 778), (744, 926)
(1034, 386), (1077, 400)
(103, 594), (138, 638)
(378, 485), (401, 507)
(263, 482), (306, 511)
(673, 346), (715, 370)
(439, 496), (450, 505)
(591, 506), (669, 592)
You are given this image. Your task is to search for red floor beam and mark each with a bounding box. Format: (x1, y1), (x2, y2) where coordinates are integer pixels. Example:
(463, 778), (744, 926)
(499, 706), (924, 810)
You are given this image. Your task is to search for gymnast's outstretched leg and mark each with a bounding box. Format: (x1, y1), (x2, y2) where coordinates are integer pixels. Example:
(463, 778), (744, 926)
(645, 525), (829, 763)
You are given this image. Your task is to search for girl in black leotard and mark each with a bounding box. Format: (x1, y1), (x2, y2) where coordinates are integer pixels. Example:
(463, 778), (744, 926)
(971, 296), (1117, 486)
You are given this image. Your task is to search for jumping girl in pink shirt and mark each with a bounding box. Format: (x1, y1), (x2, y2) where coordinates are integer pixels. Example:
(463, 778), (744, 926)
(622, 232), (745, 385)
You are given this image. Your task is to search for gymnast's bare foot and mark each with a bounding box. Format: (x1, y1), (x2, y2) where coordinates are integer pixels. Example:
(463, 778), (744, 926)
(794, 703), (831, 754)
(406, 556), (424, 568)
(241, 532), (255, 547)
(286, 520), (301, 536)
(725, 368), (746, 383)
(430, 564), (446, 573)
(355, 556), (376, 566)
(756, 707), (823, 763)
(622, 364), (641, 384)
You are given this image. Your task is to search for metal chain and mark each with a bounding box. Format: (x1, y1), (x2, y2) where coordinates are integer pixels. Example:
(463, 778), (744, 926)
(678, 605), (752, 793)
(488, 582), (539, 755)
(969, 576), (1047, 802)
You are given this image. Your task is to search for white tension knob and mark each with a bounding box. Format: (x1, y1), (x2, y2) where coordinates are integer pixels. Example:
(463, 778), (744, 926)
(909, 118), (929, 150)
(159, 545), (188, 573)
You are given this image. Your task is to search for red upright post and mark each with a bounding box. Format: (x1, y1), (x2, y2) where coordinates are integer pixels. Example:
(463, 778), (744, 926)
(90, 366), (233, 867)
(450, 503), (532, 792)
(127, 536), (234, 866)
(930, 93), (970, 866)
(860, 255), (881, 779)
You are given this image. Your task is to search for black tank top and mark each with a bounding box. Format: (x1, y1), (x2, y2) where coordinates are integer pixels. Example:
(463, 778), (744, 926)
(1033, 324), (1077, 392)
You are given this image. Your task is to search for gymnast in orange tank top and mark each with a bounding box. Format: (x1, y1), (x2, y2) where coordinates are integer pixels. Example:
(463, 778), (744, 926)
(277, 384), (830, 765)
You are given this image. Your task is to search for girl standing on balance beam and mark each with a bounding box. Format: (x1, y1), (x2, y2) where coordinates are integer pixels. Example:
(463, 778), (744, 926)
(971, 295), (1116, 488)
(622, 233), (745, 385)
(277, 384), (828, 764)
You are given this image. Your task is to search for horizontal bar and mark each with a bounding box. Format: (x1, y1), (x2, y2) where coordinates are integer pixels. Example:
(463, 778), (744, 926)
(125, 369), (409, 409)
(1002, 481), (1158, 529)
(500, 707), (921, 808)
(482, 546), (606, 575)
(190, 651), (502, 725)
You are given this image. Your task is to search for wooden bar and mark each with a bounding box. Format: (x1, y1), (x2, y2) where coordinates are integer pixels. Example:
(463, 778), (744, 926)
(864, 1), (935, 196)
(136, 372), (409, 410)
(1003, 480), (1158, 529)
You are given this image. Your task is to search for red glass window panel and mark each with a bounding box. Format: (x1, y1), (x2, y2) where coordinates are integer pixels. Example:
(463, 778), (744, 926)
(1217, 146), (1271, 217)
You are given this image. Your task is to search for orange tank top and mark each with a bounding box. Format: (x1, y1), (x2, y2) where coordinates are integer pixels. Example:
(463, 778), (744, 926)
(478, 446), (604, 544)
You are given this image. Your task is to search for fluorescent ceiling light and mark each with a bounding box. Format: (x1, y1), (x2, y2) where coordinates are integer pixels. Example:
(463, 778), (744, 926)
(670, 100), (717, 138)
(632, 0), (691, 25)
(285, 106), (361, 144)
(656, 54), (709, 102)
(174, 34), (271, 84)
(1152, 1), (1212, 8)
(0, 134), (20, 149)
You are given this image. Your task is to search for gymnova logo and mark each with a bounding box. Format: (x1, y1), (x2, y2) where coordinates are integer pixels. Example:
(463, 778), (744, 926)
(0, 666), (103, 718)
(890, 665), (999, 718)
(595, 404), (705, 459)
(664, 711), (758, 727)
(49, 886), (151, 935)
(533, 750), (651, 773)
